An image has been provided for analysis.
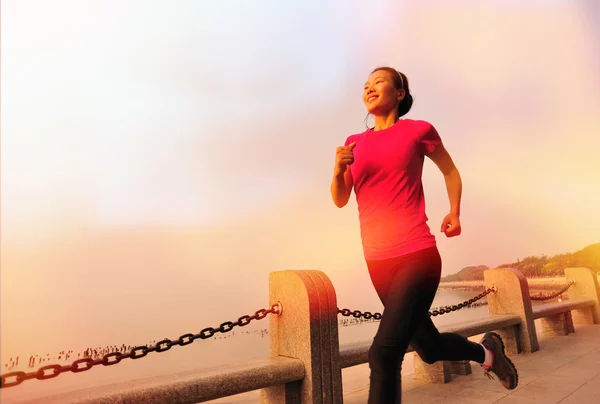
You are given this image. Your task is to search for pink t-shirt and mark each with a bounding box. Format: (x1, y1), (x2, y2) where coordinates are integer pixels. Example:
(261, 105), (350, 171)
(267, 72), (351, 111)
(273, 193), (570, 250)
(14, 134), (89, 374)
(344, 119), (442, 261)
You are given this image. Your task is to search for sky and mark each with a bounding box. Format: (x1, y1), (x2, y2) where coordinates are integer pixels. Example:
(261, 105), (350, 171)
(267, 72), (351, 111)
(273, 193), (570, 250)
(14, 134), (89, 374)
(1, 0), (599, 380)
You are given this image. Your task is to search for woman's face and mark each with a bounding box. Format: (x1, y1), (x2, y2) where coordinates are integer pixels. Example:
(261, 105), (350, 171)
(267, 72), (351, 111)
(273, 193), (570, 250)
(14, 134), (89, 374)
(362, 70), (404, 116)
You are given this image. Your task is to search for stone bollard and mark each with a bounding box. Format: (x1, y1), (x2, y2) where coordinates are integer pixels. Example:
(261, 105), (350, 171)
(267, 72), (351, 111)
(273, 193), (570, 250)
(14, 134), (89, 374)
(565, 311), (575, 334)
(449, 360), (472, 376)
(413, 355), (451, 384)
(540, 312), (571, 337)
(260, 270), (343, 404)
(412, 353), (470, 384)
(484, 268), (539, 354)
(565, 267), (600, 326)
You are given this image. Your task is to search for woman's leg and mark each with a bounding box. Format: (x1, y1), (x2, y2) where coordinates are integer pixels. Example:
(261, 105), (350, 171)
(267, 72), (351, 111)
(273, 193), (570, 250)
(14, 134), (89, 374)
(410, 302), (519, 390)
(410, 317), (485, 364)
(366, 247), (442, 404)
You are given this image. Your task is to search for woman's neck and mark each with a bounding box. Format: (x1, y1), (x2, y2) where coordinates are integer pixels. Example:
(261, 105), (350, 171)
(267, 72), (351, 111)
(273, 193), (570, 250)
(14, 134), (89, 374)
(372, 112), (399, 131)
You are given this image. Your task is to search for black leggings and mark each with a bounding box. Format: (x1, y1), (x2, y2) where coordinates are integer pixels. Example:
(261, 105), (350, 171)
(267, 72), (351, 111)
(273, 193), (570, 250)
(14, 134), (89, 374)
(366, 246), (485, 404)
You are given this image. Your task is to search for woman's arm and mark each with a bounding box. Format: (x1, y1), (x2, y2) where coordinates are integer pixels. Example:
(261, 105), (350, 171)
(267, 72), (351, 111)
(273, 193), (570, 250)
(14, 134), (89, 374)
(427, 143), (463, 237)
(330, 167), (354, 208)
(427, 143), (462, 215)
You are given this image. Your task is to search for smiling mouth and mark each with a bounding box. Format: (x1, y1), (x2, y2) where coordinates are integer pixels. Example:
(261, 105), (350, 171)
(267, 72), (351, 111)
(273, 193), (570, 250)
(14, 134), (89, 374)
(367, 95), (378, 102)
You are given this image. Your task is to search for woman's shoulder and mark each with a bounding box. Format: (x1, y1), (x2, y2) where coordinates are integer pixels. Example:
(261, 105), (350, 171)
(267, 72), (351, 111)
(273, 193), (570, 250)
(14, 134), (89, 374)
(344, 129), (369, 145)
(399, 119), (439, 139)
(401, 118), (436, 130)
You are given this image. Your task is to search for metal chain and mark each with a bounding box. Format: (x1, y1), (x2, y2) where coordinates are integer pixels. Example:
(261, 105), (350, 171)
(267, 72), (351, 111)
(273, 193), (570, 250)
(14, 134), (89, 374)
(530, 280), (575, 301)
(431, 300), (488, 312)
(429, 286), (496, 316)
(0, 303), (282, 389)
(338, 286), (497, 320)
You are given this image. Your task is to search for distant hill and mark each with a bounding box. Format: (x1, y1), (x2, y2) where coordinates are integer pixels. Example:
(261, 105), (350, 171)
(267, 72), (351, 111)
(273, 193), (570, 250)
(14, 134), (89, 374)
(441, 242), (600, 282)
(441, 265), (489, 282)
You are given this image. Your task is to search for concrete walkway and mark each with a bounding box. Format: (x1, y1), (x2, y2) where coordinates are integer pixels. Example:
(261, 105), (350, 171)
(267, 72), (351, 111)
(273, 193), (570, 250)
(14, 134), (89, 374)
(342, 324), (600, 404)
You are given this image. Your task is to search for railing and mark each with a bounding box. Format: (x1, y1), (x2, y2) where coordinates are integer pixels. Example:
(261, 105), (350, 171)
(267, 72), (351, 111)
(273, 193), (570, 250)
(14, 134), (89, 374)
(2, 267), (599, 403)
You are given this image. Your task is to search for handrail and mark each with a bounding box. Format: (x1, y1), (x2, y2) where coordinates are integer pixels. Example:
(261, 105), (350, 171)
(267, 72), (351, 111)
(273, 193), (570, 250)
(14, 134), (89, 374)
(531, 298), (594, 319)
(26, 357), (304, 404)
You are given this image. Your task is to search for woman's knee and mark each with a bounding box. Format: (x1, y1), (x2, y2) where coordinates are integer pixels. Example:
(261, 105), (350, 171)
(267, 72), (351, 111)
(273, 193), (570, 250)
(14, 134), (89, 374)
(416, 349), (439, 365)
(368, 340), (404, 371)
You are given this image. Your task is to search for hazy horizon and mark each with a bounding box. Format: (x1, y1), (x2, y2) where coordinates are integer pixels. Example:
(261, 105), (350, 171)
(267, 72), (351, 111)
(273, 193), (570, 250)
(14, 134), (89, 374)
(2, 1), (599, 396)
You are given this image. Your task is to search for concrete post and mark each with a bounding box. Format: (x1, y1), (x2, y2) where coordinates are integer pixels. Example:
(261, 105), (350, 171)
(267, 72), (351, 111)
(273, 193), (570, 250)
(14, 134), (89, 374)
(565, 267), (600, 325)
(413, 355), (451, 384)
(260, 270), (343, 404)
(540, 313), (571, 337)
(449, 360), (472, 376)
(484, 268), (539, 353)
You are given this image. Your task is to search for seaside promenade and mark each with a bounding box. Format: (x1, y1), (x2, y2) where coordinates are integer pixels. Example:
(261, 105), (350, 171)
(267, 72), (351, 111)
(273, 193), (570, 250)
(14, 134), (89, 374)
(4, 267), (600, 404)
(341, 324), (600, 404)
(206, 323), (600, 403)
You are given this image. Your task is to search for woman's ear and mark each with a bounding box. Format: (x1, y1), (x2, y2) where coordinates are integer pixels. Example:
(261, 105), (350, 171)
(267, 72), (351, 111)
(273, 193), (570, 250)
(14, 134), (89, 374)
(397, 89), (406, 102)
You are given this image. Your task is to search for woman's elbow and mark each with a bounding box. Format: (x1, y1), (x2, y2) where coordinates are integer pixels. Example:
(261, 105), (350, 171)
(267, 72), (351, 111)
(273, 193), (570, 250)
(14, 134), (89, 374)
(332, 197), (348, 208)
(331, 192), (351, 208)
(443, 166), (461, 178)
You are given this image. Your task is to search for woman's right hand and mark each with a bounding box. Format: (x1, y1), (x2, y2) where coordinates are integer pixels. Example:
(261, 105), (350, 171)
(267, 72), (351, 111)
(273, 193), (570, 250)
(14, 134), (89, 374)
(334, 142), (356, 176)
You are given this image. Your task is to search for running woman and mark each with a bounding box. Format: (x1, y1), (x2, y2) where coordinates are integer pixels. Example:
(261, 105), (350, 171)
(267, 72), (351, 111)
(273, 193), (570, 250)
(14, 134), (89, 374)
(330, 67), (518, 403)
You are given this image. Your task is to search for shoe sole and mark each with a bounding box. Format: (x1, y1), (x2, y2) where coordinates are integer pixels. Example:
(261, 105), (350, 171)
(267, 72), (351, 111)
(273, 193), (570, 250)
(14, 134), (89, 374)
(486, 331), (519, 389)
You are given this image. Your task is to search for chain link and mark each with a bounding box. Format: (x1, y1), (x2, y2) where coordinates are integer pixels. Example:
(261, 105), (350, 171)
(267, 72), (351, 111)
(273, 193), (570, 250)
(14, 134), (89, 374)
(0, 303), (282, 389)
(530, 280), (575, 301)
(338, 286), (497, 320)
(431, 300), (488, 312)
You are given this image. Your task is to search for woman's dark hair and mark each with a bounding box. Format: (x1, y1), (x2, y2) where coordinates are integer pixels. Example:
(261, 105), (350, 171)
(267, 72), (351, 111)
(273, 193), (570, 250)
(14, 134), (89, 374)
(371, 67), (413, 117)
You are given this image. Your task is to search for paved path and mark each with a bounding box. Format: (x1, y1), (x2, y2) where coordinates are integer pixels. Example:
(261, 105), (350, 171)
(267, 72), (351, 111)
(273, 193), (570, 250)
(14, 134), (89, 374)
(209, 324), (600, 403)
(342, 324), (600, 404)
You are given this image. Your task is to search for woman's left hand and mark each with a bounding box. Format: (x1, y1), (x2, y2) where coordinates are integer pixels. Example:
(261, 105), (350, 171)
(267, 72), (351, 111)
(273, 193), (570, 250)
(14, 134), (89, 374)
(441, 212), (461, 237)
